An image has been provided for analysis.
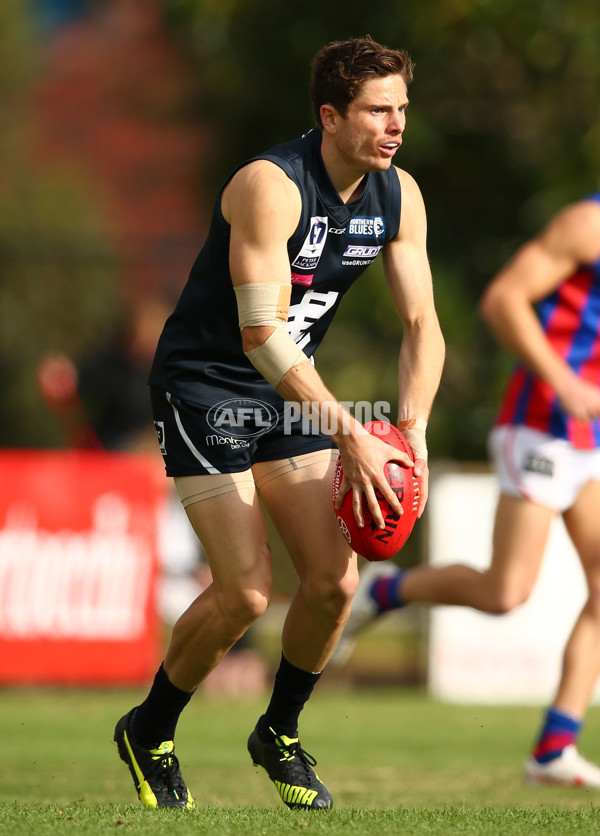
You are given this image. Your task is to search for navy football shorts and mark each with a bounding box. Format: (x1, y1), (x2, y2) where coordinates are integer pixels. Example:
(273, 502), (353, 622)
(150, 386), (337, 477)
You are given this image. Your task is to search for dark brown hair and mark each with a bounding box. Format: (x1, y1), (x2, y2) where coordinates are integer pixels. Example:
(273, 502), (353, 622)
(310, 35), (414, 128)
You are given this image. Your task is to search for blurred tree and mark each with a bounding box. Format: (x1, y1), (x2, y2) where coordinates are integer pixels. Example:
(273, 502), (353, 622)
(164, 0), (600, 460)
(6, 0), (599, 457)
(0, 0), (118, 447)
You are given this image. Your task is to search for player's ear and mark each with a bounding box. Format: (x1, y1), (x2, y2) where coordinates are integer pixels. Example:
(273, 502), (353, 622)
(320, 104), (339, 134)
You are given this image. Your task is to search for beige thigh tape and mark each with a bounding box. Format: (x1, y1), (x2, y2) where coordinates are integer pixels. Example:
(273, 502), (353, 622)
(252, 448), (339, 490)
(174, 471), (256, 507)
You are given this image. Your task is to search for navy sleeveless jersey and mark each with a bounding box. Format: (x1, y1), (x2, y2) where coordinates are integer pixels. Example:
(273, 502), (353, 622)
(148, 129), (402, 405)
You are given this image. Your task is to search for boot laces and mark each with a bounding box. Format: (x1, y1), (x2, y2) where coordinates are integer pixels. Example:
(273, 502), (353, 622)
(273, 733), (318, 780)
(149, 750), (186, 798)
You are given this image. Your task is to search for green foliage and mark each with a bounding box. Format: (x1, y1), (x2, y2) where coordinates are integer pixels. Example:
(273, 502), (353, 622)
(3, 1), (600, 453)
(0, 2), (118, 447)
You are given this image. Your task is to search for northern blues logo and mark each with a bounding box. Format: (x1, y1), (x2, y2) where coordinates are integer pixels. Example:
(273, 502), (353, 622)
(348, 216), (386, 238)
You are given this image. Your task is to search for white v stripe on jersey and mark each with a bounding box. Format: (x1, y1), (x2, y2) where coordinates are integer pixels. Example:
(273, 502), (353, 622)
(170, 400), (221, 474)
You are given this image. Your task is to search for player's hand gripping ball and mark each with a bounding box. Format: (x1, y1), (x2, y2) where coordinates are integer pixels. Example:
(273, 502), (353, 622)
(332, 420), (421, 561)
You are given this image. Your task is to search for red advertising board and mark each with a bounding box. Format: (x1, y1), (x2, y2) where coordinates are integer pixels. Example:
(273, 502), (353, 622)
(0, 450), (164, 685)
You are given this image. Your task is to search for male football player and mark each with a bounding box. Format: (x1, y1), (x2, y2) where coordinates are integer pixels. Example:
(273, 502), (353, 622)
(114, 35), (444, 809)
(337, 195), (600, 787)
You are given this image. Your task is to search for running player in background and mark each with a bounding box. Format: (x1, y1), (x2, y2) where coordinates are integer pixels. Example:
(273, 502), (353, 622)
(336, 194), (600, 787)
(113, 36), (444, 810)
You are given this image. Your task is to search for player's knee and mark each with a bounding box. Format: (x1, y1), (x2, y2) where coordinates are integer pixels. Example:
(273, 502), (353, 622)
(216, 563), (272, 629)
(219, 586), (270, 639)
(583, 586), (600, 618)
(240, 586), (271, 623)
(305, 572), (355, 617)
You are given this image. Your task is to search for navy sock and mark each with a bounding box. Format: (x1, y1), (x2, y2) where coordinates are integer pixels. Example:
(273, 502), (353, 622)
(132, 663), (195, 747)
(260, 654), (321, 740)
(533, 707), (581, 764)
(370, 570), (405, 612)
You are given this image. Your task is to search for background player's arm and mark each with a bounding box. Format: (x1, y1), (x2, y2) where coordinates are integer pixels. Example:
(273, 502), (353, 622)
(479, 199), (600, 421)
(382, 169), (445, 515)
(223, 161), (411, 527)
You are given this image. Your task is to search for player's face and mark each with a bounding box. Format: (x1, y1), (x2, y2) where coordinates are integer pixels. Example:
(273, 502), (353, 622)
(331, 75), (408, 173)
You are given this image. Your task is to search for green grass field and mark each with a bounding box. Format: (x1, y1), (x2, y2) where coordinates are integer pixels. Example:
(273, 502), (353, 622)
(2, 686), (600, 834)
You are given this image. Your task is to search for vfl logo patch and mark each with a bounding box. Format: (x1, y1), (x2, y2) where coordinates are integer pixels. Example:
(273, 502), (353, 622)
(292, 216), (328, 270)
(348, 216), (385, 238)
(343, 245), (382, 258)
(523, 453), (554, 477)
(154, 421), (166, 454)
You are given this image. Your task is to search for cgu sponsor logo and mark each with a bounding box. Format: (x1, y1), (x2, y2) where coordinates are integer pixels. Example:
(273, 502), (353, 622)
(207, 398), (279, 440)
(343, 245), (382, 258)
(348, 216), (385, 237)
(0, 494), (153, 639)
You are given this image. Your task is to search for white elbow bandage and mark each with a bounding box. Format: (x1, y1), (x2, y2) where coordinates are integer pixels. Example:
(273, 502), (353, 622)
(234, 282), (310, 387)
(397, 417), (428, 461)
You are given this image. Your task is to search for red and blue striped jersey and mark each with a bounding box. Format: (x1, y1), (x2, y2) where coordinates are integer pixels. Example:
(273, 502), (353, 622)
(495, 193), (600, 449)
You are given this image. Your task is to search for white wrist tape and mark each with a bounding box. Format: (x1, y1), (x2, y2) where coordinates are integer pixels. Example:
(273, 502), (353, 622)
(397, 417), (428, 462)
(234, 282), (310, 387)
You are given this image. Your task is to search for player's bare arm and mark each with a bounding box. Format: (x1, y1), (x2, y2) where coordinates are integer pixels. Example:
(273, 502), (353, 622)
(480, 199), (600, 421)
(224, 160), (411, 528)
(382, 168), (445, 515)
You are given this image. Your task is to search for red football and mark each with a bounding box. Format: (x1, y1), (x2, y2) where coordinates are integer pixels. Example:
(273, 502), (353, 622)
(332, 420), (421, 561)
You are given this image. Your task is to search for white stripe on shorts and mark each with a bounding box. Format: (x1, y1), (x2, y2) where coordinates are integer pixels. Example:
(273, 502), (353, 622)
(170, 399), (221, 474)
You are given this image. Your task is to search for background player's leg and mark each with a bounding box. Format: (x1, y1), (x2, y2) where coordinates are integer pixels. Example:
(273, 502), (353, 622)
(555, 481), (600, 716)
(400, 494), (554, 612)
(524, 481), (600, 786)
(332, 494), (555, 665)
